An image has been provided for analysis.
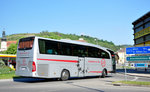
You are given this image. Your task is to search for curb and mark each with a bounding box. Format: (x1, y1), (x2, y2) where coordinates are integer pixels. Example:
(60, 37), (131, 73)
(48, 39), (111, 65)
(0, 79), (13, 82)
(126, 73), (150, 78)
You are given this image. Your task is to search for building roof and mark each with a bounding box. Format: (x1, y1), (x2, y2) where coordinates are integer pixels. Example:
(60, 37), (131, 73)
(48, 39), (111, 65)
(132, 11), (150, 25)
(76, 38), (87, 42)
(7, 41), (17, 47)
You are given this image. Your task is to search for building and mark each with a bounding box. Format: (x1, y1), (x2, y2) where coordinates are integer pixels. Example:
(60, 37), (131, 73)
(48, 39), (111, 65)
(7, 41), (17, 47)
(76, 38), (87, 42)
(132, 12), (150, 70)
(132, 11), (150, 46)
(116, 48), (126, 64)
(0, 31), (17, 51)
(1, 31), (7, 51)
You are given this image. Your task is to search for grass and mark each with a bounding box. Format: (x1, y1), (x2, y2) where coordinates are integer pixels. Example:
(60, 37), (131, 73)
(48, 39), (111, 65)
(0, 71), (15, 79)
(113, 81), (150, 86)
(0, 66), (16, 79)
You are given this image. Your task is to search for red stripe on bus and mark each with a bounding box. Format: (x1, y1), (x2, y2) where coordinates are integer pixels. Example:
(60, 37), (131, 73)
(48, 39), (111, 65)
(88, 71), (111, 73)
(88, 61), (99, 63)
(37, 58), (78, 63)
(88, 71), (102, 73)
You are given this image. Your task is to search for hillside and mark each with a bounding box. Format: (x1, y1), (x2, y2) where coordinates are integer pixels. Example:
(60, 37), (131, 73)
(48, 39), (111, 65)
(5, 31), (132, 52)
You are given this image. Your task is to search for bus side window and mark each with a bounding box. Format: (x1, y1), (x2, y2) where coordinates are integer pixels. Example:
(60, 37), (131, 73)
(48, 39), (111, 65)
(72, 45), (78, 56)
(101, 51), (110, 59)
(38, 39), (46, 54)
(98, 50), (101, 58)
(39, 39), (58, 55)
(60, 43), (71, 56)
(77, 45), (87, 57)
(45, 41), (58, 55)
(88, 47), (98, 58)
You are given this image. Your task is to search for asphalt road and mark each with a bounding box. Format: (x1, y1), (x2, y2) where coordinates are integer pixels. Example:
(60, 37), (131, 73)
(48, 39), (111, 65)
(0, 73), (150, 92)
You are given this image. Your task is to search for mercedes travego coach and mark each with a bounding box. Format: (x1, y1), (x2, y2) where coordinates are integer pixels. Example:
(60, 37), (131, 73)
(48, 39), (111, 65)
(16, 36), (116, 81)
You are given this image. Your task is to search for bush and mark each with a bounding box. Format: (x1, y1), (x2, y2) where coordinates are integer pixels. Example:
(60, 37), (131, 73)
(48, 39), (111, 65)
(0, 60), (5, 67)
(0, 66), (14, 74)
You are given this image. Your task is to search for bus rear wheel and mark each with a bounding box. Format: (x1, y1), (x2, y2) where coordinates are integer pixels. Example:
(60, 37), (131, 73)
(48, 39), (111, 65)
(60, 70), (70, 81)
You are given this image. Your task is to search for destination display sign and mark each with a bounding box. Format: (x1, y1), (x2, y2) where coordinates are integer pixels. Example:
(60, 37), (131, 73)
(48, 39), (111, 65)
(126, 46), (150, 54)
(126, 56), (150, 61)
(134, 63), (148, 68)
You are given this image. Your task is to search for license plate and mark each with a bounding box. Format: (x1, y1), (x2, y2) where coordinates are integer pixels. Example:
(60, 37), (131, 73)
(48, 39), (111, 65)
(21, 67), (26, 71)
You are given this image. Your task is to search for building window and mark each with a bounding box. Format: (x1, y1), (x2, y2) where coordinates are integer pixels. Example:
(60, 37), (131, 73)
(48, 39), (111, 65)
(135, 26), (143, 33)
(135, 37), (144, 44)
(134, 21), (143, 28)
(145, 22), (150, 28)
(144, 17), (150, 23)
(145, 34), (150, 41)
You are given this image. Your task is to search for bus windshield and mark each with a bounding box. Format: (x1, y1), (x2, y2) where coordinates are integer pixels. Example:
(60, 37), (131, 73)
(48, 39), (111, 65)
(18, 37), (34, 50)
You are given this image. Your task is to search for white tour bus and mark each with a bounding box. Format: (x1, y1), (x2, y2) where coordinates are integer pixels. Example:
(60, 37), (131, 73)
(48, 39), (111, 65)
(16, 36), (116, 81)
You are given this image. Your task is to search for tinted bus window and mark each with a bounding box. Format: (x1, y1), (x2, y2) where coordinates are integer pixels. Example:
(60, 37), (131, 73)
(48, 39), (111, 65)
(88, 47), (98, 58)
(72, 45), (87, 57)
(38, 39), (46, 54)
(60, 43), (72, 56)
(39, 39), (59, 55)
(18, 37), (34, 50)
(78, 46), (88, 57)
(88, 47), (110, 59)
(38, 39), (110, 59)
(101, 51), (110, 59)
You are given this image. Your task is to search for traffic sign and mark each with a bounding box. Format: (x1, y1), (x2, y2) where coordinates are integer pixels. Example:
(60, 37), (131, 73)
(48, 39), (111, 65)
(126, 56), (150, 61)
(126, 46), (150, 54)
(134, 63), (148, 68)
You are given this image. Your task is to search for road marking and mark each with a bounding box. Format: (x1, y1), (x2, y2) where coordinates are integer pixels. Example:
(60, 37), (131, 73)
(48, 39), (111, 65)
(131, 77), (138, 81)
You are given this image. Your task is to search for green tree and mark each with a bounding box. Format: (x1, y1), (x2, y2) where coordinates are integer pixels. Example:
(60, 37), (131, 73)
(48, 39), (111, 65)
(5, 43), (17, 54)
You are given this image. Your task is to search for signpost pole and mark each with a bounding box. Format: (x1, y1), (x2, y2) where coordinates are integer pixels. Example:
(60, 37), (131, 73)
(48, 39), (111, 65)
(124, 48), (127, 81)
(125, 63), (127, 81)
(124, 53), (127, 81)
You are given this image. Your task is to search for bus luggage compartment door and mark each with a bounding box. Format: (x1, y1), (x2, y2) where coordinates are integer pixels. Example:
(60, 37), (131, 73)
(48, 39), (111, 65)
(78, 57), (85, 77)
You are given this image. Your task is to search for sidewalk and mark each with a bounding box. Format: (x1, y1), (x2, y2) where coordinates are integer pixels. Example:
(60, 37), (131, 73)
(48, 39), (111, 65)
(0, 79), (13, 82)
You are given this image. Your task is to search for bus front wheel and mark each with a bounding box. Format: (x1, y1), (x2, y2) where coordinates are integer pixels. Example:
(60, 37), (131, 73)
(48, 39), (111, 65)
(60, 70), (70, 81)
(101, 69), (106, 78)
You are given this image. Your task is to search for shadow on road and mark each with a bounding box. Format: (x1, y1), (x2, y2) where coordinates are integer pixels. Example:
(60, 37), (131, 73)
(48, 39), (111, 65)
(13, 77), (59, 83)
(13, 76), (112, 83)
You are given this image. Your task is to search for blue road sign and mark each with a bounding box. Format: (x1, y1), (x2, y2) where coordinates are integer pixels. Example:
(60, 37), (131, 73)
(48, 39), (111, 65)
(126, 56), (150, 61)
(134, 63), (148, 68)
(126, 46), (150, 54)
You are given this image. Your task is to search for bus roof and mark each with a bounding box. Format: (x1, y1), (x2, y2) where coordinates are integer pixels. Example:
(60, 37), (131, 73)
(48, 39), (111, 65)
(34, 36), (112, 52)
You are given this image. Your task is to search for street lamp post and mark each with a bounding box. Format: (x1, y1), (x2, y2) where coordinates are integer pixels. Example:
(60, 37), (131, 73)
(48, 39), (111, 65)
(94, 39), (98, 45)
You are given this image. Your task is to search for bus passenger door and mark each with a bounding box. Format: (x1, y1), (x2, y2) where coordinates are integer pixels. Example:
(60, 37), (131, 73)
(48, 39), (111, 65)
(112, 56), (116, 73)
(78, 57), (85, 77)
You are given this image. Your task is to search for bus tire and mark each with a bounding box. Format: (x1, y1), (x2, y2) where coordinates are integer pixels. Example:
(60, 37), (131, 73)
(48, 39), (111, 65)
(60, 70), (70, 81)
(101, 69), (106, 78)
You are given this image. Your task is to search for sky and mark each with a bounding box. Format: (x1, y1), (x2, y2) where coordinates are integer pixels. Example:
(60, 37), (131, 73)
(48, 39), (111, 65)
(0, 0), (150, 45)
